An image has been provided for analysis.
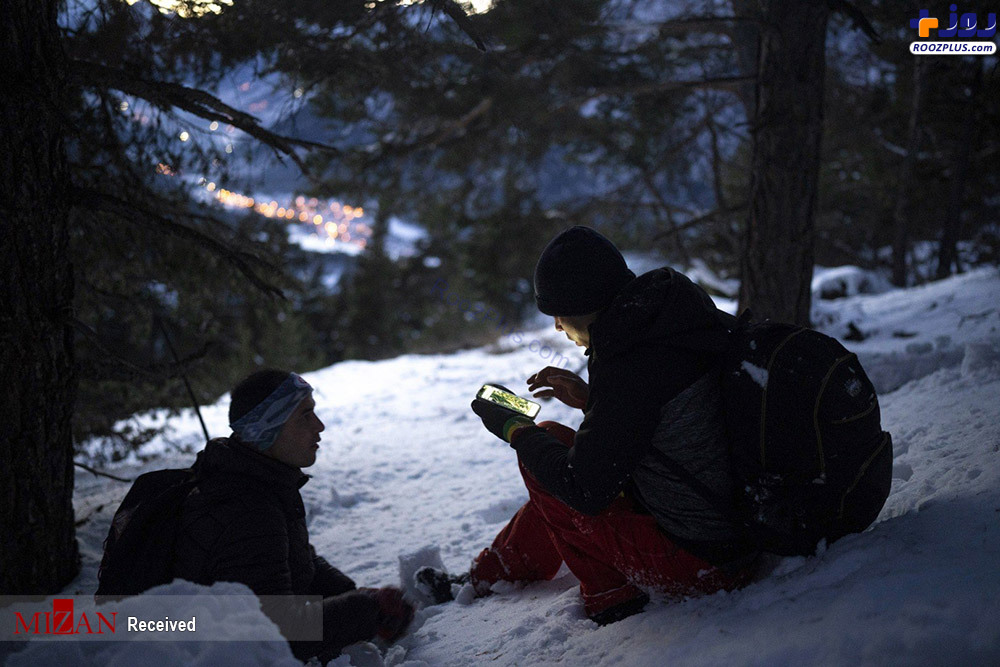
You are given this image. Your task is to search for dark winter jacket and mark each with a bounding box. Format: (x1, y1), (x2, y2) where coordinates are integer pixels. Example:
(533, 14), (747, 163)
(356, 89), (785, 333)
(174, 437), (378, 660)
(512, 267), (754, 565)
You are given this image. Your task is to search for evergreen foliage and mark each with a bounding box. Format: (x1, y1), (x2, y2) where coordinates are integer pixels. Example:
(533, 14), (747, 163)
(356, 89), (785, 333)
(51, 0), (1000, 449)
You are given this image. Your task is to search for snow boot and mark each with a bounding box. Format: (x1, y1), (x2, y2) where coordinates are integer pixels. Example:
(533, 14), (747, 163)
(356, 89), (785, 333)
(414, 567), (469, 604)
(588, 591), (650, 626)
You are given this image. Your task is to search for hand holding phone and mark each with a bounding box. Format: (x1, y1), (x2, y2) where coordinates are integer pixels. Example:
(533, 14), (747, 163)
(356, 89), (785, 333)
(476, 384), (541, 418)
(472, 383), (539, 443)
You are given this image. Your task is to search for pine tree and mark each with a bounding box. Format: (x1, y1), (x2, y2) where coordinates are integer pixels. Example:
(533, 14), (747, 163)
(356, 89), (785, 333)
(1, 0), (81, 594)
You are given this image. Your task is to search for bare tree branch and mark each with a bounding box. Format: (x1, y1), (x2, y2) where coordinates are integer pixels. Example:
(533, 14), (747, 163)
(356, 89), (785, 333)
(652, 203), (748, 241)
(429, 97), (494, 146)
(638, 168), (692, 266)
(73, 313), (215, 381)
(73, 461), (132, 483)
(71, 186), (284, 298)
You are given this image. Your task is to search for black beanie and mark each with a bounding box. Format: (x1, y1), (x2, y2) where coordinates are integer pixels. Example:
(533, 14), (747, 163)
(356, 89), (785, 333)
(534, 226), (636, 316)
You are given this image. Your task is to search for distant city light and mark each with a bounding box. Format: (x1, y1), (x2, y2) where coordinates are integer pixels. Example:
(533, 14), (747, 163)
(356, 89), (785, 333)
(179, 131), (190, 142)
(209, 121), (219, 131)
(124, 0), (234, 19)
(204, 180), (372, 251)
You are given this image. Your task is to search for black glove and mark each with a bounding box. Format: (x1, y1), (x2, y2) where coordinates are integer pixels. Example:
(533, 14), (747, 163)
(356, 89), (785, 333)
(359, 586), (414, 642)
(471, 387), (536, 443)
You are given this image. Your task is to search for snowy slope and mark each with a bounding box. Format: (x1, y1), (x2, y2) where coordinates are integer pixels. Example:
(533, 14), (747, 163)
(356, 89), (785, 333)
(9, 267), (1000, 666)
(813, 268), (1000, 393)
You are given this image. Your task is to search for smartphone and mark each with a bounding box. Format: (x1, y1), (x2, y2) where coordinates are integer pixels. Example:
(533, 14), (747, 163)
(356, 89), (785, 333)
(477, 384), (541, 419)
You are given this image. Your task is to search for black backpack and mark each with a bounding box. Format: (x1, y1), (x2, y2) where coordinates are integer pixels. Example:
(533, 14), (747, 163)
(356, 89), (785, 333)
(96, 468), (199, 599)
(719, 320), (893, 556)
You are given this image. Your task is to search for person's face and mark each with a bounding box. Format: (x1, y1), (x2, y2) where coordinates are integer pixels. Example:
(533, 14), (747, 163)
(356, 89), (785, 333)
(554, 313), (598, 348)
(267, 395), (325, 468)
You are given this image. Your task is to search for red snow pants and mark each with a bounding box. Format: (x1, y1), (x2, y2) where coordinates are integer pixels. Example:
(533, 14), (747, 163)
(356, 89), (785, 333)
(470, 421), (753, 618)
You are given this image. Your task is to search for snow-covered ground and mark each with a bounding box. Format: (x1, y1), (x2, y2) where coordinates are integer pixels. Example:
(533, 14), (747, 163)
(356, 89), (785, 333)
(9, 265), (1000, 666)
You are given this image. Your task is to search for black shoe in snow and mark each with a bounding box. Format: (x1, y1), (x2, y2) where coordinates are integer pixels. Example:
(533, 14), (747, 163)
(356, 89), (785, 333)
(588, 591), (650, 626)
(414, 567), (469, 604)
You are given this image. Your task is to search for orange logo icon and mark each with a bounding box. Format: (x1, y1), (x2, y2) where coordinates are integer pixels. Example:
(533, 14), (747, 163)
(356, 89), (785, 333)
(918, 17), (939, 37)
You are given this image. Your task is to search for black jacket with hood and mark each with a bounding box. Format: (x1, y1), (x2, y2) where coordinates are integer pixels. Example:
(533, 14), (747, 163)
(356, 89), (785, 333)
(511, 267), (754, 565)
(174, 437), (379, 660)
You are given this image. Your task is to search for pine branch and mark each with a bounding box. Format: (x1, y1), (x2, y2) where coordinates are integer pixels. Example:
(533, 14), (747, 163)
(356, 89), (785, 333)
(576, 74), (757, 102)
(69, 59), (340, 172)
(827, 0), (881, 44)
(431, 0), (488, 51)
(73, 313), (215, 382)
(71, 186), (284, 298)
(365, 75), (751, 165)
(652, 14), (762, 35)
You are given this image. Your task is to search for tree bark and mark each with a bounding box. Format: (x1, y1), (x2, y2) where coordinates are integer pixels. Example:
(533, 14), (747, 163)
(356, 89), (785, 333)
(739, 0), (829, 326)
(0, 0), (80, 593)
(937, 62), (981, 280)
(729, 0), (761, 120)
(890, 57), (928, 287)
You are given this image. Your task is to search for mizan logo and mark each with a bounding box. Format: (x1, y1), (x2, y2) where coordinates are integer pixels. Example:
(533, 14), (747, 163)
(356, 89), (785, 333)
(14, 598), (117, 635)
(909, 6), (998, 54)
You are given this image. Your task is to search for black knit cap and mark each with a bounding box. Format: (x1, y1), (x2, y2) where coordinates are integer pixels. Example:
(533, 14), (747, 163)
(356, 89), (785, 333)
(534, 226), (636, 316)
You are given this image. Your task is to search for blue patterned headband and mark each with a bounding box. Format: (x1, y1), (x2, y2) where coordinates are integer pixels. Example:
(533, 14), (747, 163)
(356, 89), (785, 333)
(230, 373), (313, 451)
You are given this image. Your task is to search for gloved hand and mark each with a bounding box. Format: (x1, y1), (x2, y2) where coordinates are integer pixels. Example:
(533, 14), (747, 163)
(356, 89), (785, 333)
(471, 384), (536, 442)
(360, 586), (414, 642)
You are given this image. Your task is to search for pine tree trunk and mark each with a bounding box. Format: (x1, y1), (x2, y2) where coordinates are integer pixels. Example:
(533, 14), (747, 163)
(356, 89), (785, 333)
(937, 63), (981, 280)
(0, 0), (80, 593)
(739, 0), (829, 326)
(729, 0), (761, 120)
(890, 57), (928, 287)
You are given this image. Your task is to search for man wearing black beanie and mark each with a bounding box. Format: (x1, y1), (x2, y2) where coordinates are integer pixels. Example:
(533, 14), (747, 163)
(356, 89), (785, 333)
(463, 226), (758, 625)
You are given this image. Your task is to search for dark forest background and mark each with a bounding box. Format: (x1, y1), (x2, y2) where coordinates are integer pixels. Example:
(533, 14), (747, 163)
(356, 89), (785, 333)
(67, 0), (1000, 456)
(2, 0), (998, 592)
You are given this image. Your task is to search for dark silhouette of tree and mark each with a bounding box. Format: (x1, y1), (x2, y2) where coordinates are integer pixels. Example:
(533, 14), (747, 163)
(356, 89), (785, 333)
(739, 0), (831, 325)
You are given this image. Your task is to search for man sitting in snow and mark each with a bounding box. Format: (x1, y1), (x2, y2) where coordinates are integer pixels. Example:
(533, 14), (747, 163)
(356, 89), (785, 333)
(423, 226), (758, 625)
(174, 369), (413, 661)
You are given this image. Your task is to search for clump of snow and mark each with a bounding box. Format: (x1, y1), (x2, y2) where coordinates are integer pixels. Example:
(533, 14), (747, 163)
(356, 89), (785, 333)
(41, 266), (1000, 666)
(384, 217), (429, 260)
(398, 546), (447, 607)
(960, 339), (1000, 377)
(686, 258), (740, 299)
(812, 265), (891, 300)
(453, 583), (477, 606)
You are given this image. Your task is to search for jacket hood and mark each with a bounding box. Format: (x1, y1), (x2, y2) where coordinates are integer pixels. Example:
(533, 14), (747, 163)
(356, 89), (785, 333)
(589, 267), (735, 359)
(193, 436), (310, 491)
